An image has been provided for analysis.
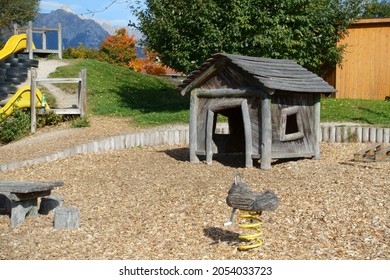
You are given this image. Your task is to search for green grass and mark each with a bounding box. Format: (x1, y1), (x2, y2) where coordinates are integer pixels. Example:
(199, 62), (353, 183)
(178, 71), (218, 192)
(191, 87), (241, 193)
(49, 59), (190, 126)
(321, 97), (390, 127)
(49, 59), (389, 127)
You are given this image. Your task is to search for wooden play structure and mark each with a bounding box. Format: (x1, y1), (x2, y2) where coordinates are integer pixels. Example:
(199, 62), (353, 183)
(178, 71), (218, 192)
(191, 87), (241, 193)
(177, 53), (336, 169)
(14, 21), (63, 59)
(29, 68), (87, 133)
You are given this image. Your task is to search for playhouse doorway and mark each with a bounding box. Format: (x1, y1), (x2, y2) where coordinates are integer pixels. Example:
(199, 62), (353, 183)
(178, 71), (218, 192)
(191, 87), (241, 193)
(212, 106), (245, 154)
(204, 98), (253, 167)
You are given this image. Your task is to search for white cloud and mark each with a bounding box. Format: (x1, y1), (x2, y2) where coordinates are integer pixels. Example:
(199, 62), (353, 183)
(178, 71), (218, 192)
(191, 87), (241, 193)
(39, 1), (81, 13)
(108, 19), (129, 27)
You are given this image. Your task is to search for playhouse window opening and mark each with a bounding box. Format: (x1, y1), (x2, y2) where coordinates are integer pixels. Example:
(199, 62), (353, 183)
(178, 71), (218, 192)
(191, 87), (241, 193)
(280, 106), (304, 142)
(286, 113), (299, 134)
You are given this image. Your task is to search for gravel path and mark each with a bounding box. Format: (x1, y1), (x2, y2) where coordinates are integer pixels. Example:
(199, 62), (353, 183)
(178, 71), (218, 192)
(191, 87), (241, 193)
(20, 59), (75, 108)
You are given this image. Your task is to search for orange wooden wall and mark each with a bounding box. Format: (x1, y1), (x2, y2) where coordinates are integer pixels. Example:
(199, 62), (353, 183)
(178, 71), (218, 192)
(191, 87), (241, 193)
(326, 18), (390, 100)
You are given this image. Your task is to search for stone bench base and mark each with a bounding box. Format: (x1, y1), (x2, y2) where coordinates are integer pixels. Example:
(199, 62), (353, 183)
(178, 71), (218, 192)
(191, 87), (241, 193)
(39, 195), (64, 215)
(54, 206), (80, 229)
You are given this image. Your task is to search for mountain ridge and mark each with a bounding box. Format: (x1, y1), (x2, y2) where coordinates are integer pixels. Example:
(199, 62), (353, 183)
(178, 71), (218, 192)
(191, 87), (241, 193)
(32, 8), (144, 51)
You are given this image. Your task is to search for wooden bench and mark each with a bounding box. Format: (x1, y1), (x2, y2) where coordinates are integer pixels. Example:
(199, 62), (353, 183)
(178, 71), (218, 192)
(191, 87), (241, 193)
(0, 180), (63, 228)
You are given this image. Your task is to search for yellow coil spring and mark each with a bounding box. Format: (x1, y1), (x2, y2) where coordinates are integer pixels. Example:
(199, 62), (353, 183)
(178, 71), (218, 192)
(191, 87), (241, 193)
(238, 210), (263, 250)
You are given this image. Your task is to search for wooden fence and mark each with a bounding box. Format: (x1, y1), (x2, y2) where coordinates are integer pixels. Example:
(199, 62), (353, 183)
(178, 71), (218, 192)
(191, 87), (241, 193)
(324, 18), (390, 100)
(30, 68), (87, 133)
(14, 21), (62, 59)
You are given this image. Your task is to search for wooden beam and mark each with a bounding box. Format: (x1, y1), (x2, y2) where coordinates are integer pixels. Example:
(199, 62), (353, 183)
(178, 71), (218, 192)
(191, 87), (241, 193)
(30, 68), (37, 133)
(206, 109), (214, 164)
(79, 69), (87, 117)
(36, 78), (82, 84)
(241, 99), (253, 167)
(58, 22), (63, 59)
(197, 88), (265, 98)
(260, 92), (272, 170)
(37, 108), (81, 115)
(180, 59), (224, 96)
(313, 94), (321, 159)
(189, 89), (199, 163)
(28, 21), (33, 60)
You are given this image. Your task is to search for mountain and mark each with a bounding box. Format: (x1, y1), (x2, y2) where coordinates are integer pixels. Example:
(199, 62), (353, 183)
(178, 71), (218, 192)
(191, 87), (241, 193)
(33, 9), (109, 49)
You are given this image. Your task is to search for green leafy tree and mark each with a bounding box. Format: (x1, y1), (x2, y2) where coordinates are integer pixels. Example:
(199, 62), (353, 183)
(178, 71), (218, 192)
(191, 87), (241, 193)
(362, 0), (390, 18)
(134, 0), (366, 75)
(0, 0), (40, 36)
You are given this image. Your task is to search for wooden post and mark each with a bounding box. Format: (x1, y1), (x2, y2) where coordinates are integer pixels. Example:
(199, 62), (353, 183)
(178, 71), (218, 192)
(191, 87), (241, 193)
(189, 89), (199, 163)
(206, 109), (214, 164)
(30, 68), (37, 133)
(260, 92), (272, 170)
(28, 21), (33, 60)
(241, 100), (253, 167)
(58, 23), (63, 59)
(313, 94), (321, 159)
(78, 69), (87, 117)
(42, 26), (47, 50)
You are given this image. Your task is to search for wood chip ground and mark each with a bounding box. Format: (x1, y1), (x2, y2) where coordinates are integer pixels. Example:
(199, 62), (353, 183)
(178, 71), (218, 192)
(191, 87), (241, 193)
(0, 121), (388, 260)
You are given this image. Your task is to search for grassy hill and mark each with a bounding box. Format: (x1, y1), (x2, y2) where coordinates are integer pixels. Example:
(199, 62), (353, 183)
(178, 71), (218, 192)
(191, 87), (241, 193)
(49, 59), (390, 127)
(49, 59), (190, 126)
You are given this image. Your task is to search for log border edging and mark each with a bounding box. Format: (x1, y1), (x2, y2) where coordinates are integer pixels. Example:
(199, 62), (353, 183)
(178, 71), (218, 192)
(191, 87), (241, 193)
(0, 125), (388, 172)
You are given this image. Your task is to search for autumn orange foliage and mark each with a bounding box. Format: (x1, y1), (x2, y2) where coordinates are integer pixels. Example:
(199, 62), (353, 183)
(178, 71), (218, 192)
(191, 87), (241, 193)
(63, 27), (174, 77)
(99, 28), (137, 67)
(129, 50), (167, 76)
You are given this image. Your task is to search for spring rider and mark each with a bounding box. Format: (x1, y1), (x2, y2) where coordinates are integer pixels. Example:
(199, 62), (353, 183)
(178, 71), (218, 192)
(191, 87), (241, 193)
(224, 174), (279, 250)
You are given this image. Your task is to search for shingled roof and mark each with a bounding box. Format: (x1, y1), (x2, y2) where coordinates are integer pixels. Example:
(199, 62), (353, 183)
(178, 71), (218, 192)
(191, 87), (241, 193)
(177, 53), (336, 95)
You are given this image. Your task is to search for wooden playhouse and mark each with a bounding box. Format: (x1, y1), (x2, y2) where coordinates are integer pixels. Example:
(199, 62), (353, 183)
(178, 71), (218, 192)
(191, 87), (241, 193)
(177, 53), (336, 169)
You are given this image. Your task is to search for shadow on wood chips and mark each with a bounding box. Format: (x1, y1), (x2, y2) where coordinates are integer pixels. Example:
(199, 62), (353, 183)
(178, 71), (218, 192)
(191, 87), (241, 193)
(203, 227), (242, 245)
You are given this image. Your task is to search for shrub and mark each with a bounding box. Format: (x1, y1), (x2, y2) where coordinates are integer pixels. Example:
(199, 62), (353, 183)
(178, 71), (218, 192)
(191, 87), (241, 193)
(63, 45), (105, 60)
(129, 50), (166, 76)
(0, 108), (30, 143)
(71, 116), (90, 128)
(37, 112), (63, 128)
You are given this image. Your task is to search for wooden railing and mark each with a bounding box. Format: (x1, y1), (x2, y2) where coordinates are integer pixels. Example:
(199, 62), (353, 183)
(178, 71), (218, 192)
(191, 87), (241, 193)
(30, 68), (87, 133)
(14, 21), (62, 59)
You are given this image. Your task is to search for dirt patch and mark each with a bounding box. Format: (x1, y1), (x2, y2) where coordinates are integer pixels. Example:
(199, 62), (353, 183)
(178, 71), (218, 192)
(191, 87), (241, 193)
(0, 141), (388, 260)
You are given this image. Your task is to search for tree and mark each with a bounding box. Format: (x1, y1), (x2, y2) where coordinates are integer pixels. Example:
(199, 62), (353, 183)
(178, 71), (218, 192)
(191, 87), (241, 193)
(134, 0), (366, 75)
(129, 49), (167, 75)
(362, 0), (390, 18)
(99, 27), (137, 67)
(0, 0), (40, 36)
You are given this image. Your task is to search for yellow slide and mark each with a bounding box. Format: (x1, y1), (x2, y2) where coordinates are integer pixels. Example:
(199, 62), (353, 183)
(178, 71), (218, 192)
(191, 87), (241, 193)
(0, 86), (50, 121)
(0, 34), (30, 60)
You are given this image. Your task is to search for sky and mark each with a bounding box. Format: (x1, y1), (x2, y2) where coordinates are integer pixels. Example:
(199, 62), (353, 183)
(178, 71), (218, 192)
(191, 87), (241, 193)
(39, 0), (145, 27)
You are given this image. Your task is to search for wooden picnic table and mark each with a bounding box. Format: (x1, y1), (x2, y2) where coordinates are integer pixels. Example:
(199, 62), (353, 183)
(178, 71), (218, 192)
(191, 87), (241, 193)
(0, 180), (63, 228)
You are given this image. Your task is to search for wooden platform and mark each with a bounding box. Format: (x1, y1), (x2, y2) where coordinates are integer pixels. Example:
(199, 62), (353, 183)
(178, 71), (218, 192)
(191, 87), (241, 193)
(354, 143), (390, 162)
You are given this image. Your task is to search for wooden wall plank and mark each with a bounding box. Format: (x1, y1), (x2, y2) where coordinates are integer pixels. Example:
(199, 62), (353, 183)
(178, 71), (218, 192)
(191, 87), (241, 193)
(334, 19), (390, 100)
